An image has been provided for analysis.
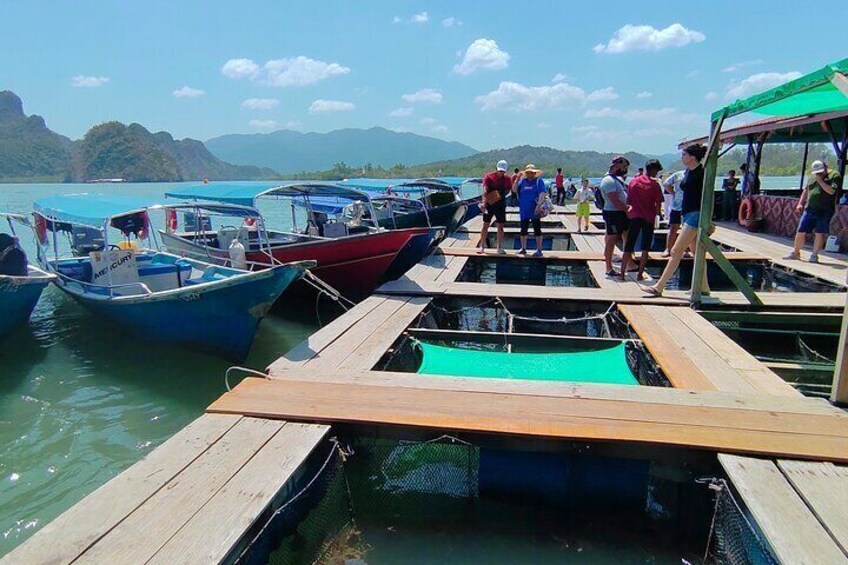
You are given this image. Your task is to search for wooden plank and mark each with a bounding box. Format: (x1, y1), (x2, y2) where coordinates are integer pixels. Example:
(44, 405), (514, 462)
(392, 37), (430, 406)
(665, 307), (799, 397)
(617, 305), (717, 390)
(300, 295), (414, 370)
(0, 414), (243, 565)
(719, 455), (848, 564)
(209, 378), (848, 462)
(147, 423), (330, 565)
(406, 327), (628, 346)
(74, 418), (285, 564)
(434, 255), (468, 283)
(266, 368), (842, 417)
(777, 460), (848, 556)
(699, 234), (762, 305)
(441, 247), (766, 261)
(698, 310), (843, 326)
(267, 295), (388, 373)
(337, 296), (432, 371)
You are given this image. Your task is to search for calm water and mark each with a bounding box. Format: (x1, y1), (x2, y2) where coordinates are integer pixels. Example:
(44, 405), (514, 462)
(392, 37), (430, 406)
(0, 177), (796, 557)
(0, 182), (327, 555)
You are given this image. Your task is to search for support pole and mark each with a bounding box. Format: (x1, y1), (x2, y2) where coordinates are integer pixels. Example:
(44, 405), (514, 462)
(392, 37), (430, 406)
(692, 114), (724, 305)
(799, 142), (809, 190)
(832, 290), (848, 406)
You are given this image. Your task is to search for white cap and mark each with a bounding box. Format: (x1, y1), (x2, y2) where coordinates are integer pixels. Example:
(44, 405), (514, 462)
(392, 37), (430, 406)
(496, 159), (508, 172)
(811, 160), (826, 174)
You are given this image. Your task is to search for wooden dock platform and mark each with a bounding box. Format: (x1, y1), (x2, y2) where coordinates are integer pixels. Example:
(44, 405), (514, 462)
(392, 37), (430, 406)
(6, 207), (847, 564)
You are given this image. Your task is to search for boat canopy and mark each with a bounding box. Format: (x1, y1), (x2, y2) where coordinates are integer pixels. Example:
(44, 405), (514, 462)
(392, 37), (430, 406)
(715, 57), (848, 120)
(339, 178), (409, 191)
(166, 182), (372, 208)
(33, 194), (163, 228)
(390, 179), (456, 193)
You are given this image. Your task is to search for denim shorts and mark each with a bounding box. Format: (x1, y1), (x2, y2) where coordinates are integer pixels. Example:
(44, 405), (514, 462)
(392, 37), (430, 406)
(682, 211), (700, 228)
(797, 209), (832, 234)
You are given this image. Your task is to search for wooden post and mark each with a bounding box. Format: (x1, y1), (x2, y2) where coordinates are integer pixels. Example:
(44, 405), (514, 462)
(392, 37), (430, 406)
(832, 290), (848, 406)
(692, 114), (724, 305)
(798, 142), (809, 190)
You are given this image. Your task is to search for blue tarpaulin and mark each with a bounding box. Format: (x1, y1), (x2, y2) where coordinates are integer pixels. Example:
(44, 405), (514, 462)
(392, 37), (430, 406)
(33, 194), (163, 227)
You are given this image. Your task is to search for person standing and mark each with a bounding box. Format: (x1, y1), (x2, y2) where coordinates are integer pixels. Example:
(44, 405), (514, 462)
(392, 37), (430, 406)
(507, 167), (522, 207)
(555, 168), (565, 206)
(721, 169), (740, 221)
(644, 143), (709, 297)
(600, 156), (630, 277)
(662, 170), (686, 257)
(620, 160), (664, 280)
(476, 159), (512, 254)
(516, 164), (546, 257)
(785, 160), (840, 263)
(575, 177), (594, 232)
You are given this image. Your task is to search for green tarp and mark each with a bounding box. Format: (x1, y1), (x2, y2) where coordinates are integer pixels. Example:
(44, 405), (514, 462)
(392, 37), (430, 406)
(714, 58), (848, 120)
(416, 341), (638, 385)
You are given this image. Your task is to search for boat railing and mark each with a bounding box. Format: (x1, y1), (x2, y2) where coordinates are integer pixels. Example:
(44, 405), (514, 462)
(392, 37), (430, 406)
(53, 270), (153, 297)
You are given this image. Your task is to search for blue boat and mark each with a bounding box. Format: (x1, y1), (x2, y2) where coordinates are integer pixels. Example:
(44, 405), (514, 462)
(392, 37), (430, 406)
(0, 213), (56, 338)
(31, 194), (313, 361)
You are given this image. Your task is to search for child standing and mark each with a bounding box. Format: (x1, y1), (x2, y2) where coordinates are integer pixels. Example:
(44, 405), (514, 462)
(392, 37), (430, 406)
(575, 178), (594, 232)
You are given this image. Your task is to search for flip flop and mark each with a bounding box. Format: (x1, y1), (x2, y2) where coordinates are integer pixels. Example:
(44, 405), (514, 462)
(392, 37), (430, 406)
(643, 286), (663, 298)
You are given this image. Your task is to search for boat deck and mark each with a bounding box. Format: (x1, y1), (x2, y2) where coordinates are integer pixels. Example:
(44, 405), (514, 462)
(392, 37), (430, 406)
(6, 207), (847, 564)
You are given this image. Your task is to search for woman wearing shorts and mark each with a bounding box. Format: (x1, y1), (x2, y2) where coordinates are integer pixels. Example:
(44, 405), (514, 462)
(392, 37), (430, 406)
(644, 143), (709, 297)
(515, 164), (546, 257)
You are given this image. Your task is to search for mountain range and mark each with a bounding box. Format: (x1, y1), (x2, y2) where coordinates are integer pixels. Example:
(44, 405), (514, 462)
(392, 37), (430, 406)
(205, 127), (478, 174)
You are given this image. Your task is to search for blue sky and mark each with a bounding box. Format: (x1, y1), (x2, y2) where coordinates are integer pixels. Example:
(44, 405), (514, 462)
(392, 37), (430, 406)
(2, 1), (845, 154)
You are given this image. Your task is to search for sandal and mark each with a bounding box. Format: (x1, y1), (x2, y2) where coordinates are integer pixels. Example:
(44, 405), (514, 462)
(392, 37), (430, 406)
(643, 286), (663, 297)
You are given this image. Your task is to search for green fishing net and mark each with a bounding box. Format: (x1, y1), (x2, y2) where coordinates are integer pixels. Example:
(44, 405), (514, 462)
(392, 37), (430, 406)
(416, 341), (638, 385)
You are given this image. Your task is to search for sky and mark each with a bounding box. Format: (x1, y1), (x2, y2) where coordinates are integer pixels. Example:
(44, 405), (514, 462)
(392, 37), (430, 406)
(2, 1), (846, 155)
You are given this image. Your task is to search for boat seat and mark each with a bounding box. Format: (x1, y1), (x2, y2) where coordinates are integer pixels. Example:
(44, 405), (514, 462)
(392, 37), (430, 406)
(322, 222), (348, 238)
(184, 266), (227, 285)
(56, 259), (93, 282)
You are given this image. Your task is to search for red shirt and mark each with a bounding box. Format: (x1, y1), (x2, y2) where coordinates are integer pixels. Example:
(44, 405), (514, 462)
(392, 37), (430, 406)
(555, 172), (564, 188)
(483, 171), (513, 198)
(627, 174), (664, 221)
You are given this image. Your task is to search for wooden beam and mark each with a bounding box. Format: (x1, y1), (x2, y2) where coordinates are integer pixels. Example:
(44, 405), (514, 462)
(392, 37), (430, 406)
(699, 234), (763, 306)
(698, 310), (843, 326)
(406, 327), (628, 349)
(831, 291), (848, 406)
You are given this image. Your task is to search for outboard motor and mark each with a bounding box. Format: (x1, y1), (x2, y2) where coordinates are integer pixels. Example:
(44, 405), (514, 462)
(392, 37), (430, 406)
(71, 226), (105, 256)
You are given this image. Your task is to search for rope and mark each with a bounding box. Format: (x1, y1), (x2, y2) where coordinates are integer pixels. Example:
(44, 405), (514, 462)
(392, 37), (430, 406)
(224, 366), (269, 391)
(302, 269), (356, 310)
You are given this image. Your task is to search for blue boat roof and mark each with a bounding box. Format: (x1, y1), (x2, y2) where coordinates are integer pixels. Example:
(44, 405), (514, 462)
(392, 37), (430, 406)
(166, 182), (370, 207)
(33, 194), (164, 227)
(340, 177), (470, 191)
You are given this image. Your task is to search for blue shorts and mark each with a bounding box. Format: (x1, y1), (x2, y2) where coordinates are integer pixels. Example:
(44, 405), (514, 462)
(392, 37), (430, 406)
(797, 209), (832, 234)
(682, 211), (700, 228)
(669, 209), (682, 225)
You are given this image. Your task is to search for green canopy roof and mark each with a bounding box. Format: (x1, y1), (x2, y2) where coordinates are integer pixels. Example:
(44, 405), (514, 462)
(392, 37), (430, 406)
(714, 58), (848, 121)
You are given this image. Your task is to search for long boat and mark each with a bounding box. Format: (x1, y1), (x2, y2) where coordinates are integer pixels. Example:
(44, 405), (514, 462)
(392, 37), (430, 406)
(162, 183), (441, 299)
(31, 194), (311, 361)
(0, 213), (55, 338)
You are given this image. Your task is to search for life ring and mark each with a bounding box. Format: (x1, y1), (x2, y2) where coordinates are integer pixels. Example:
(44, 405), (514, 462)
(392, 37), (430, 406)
(738, 198), (754, 227)
(243, 217), (256, 227)
(165, 209), (178, 232)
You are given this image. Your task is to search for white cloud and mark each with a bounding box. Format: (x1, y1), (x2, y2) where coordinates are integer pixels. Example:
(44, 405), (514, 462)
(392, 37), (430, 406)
(172, 86), (205, 98)
(551, 73), (568, 83)
(264, 57), (350, 87)
(442, 17), (461, 27)
(241, 98), (280, 110)
(584, 106), (700, 124)
(726, 71), (802, 100)
(411, 11), (429, 23)
(221, 58), (260, 79)
(401, 88), (443, 104)
(284, 120), (303, 130)
(249, 119), (278, 129)
(586, 87), (619, 102)
(388, 107), (413, 117)
(392, 16), (402, 24)
(594, 23), (705, 54)
(70, 75), (109, 88)
(686, 70), (700, 79)
(453, 38), (510, 75)
(723, 59), (764, 73)
(222, 56), (349, 87)
(475, 81), (586, 111)
(432, 124), (448, 133)
(419, 117), (438, 125)
(636, 91), (653, 99)
(309, 99), (355, 114)
(537, 122), (551, 129)
(572, 125), (600, 133)
(704, 91), (719, 101)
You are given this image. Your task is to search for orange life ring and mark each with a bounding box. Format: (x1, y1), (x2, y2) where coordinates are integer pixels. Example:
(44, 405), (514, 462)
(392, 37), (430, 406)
(738, 198), (754, 226)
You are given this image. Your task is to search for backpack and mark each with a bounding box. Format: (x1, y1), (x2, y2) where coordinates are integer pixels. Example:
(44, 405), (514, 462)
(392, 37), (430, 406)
(535, 193), (553, 218)
(593, 187), (605, 210)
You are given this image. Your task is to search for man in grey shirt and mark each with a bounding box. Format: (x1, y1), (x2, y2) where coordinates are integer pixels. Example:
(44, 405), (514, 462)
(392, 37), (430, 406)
(600, 155), (630, 277)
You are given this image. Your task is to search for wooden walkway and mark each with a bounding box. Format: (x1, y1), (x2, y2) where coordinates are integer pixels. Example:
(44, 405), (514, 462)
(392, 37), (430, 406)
(0, 415), (329, 565)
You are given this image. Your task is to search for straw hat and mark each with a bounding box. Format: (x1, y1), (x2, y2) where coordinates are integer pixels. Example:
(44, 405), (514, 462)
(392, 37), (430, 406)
(523, 163), (542, 175)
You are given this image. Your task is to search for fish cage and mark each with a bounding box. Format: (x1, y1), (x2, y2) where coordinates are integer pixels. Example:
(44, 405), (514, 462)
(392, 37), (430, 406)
(232, 431), (781, 564)
(373, 297), (669, 387)
(458, 257), (598, 287)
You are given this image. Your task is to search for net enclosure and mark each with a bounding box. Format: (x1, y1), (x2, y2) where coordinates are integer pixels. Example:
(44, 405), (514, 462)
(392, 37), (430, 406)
(415, 340), (638, 385)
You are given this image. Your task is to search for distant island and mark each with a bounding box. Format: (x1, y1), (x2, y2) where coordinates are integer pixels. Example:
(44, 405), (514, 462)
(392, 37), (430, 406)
(0, 90), (819, 184)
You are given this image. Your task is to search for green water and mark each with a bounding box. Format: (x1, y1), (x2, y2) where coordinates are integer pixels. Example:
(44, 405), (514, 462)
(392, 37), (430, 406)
(0, 182), (326, 556)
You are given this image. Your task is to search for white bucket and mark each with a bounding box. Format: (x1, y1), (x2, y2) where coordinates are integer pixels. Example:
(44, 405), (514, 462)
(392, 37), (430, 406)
(824, 235), (840, 252)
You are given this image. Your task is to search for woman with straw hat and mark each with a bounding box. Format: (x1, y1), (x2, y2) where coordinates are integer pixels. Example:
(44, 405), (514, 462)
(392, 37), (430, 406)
(514, 164), (547, 257)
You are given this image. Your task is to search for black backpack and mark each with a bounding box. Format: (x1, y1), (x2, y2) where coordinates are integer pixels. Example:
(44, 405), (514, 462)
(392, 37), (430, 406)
(593, 186), (605, 210)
